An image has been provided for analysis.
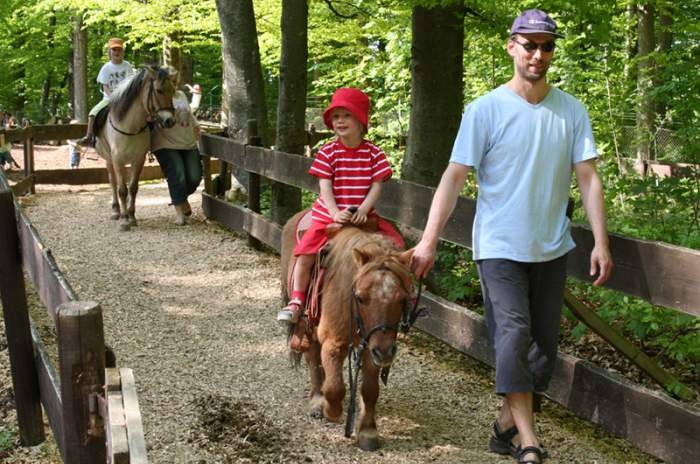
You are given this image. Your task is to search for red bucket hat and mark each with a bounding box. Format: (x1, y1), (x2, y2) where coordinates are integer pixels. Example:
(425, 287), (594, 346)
(323, 88), (370, 130)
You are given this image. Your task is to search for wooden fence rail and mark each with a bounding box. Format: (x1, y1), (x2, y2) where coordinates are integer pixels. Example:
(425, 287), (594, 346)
(198, 130), (700, 464)
(0, 167), (147, 463)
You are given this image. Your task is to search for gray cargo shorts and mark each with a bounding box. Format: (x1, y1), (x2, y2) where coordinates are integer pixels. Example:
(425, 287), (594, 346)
(476, 254), (568, 394)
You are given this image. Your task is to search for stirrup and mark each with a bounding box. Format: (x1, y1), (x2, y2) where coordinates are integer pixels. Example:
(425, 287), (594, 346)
(277, 299), (302, 324)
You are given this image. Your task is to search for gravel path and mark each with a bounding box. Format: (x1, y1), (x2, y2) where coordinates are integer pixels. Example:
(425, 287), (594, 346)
(12, 182), (658, 463)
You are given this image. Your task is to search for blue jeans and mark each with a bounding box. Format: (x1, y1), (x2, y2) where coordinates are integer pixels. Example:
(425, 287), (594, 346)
(154, 148), (202, 204)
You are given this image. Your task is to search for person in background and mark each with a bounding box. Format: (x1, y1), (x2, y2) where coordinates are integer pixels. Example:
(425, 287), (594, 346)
(0, 111), (20, 170)
(76, 37), (134, 147)
(410, 9), (613, 464)
(151, 88), (202, 225)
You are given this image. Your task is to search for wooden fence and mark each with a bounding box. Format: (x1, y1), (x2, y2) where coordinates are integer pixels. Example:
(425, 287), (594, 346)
(0, 167), (147, 463)
(197, 127), (700, 464)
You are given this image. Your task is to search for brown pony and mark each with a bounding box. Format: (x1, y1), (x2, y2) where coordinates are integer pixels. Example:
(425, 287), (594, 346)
(281, 210), (413, 451)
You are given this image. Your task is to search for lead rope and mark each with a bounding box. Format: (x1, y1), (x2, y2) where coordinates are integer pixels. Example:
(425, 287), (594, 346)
(345, 293), (366, 438)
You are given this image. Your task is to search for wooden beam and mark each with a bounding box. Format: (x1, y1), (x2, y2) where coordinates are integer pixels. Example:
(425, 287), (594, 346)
(563, 290), (695, 401)
(106, 391), (129, 464)
(17, 210), (77, 322)
(30, 323), (62, 448)
(120, 368), (148, 464)
(0, 189), (45, 446)
(57, 301), (106, 464)
(0, 124), (87, 143)
(568, 227), (700, 317)
(201, 193), (282, 251)
(34, 165), (165, 185)
(10, 175), (35, 196)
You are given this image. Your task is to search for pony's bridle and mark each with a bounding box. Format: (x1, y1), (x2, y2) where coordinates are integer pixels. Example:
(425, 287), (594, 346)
(109, 78), (175, 137)
(344, 273), (426, 437)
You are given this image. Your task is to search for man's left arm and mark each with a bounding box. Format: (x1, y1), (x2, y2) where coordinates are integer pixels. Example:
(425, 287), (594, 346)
(574, 159), (613, 286)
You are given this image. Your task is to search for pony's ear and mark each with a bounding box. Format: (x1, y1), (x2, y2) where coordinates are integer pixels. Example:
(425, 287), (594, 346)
(396, 248), (414, 266)
(352, 247), (371, 266)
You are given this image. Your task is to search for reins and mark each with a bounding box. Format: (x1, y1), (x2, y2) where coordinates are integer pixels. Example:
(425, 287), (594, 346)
(344, 276), (426, 437)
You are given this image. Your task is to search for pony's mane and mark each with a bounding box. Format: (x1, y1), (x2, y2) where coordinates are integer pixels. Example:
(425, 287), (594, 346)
(324, 228), (406, 302)
(110, 67), (152, 122)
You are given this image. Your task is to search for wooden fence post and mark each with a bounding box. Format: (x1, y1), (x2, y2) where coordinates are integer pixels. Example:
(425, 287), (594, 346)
(22, 122), (35, 194)
(57, 301), (106, 464)
(247, 119), (262, 249)
(0, 188), (45, 445)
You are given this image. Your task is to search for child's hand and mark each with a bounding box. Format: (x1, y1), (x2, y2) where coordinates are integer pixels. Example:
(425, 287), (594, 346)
(351, 207), (368, 224)
(333, 209), (352, 224)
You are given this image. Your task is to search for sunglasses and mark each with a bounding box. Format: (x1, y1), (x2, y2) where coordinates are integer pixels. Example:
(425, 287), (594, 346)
(512, 39), (556, 53)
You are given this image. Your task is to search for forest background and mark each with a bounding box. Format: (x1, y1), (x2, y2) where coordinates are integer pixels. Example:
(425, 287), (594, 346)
(0, 0), (697, 396)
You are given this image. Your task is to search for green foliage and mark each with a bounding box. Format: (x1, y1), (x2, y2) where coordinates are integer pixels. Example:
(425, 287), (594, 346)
(568, 280), (700, 379)
(572, 159), (700, 249)
(433, 243), (482, 307)
(0, 427), (16, 452)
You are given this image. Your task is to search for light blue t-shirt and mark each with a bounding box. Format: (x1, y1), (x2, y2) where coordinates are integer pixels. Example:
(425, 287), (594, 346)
(450, 85), (598, 262)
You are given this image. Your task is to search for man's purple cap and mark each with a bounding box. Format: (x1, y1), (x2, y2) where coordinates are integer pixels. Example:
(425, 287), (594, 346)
(510, 9), (564, 38)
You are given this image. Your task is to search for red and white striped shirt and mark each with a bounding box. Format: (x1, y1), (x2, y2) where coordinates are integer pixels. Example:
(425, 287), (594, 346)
(308, 139), (392, 224)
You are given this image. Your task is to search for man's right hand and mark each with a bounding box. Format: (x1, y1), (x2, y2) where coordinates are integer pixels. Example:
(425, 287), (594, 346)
(410, 239), (437, 279)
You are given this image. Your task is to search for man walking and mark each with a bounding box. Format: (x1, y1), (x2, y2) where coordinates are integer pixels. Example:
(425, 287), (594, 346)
(410, 9), (613, 464)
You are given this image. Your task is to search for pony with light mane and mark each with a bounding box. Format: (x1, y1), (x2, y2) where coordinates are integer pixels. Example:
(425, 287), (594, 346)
(95, 64), (177, 231)
(281, 210), (414, 450)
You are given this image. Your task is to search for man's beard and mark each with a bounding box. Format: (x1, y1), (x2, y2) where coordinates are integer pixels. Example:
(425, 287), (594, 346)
(518, 60), (549, 82)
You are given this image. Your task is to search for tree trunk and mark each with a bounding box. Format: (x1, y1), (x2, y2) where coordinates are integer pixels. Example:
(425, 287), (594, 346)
(40, 14), (56, 120)
(215, 0), (269, 145)
(655, 2), (673, 122)
(402, 2), (465, 187)
(162, 33), (182, 87)
(272, 0), (308, 224)
(181, 53), (194, 88)
(72, 15), (88, 122)
(636, 3), (655, 168)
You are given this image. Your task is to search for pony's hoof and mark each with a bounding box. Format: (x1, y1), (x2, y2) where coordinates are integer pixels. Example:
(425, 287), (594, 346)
(110, 211), (120, 220)
(308, 396), (324, 419)
(357, 431), (381, 451)
(128, 217), (137, 226)
(119, 222), (131, 232)
(323, 405), (342, 423)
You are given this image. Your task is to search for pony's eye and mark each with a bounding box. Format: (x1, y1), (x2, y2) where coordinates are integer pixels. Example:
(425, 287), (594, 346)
(156, 89), (164, 95)
(355, 292), (365, 304)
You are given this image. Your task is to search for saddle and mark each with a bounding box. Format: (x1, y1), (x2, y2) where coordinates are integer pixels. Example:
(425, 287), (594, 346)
(288, 210), (379, 353)
(94, 105), (110, 137)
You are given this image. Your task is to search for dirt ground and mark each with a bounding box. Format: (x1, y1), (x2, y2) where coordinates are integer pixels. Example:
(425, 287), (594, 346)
(0, 144), (662, 463)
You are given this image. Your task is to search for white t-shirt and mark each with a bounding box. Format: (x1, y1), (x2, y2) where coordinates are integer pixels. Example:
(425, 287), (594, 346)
(450, 85), (598, 262)
(96, 61), (134, 95)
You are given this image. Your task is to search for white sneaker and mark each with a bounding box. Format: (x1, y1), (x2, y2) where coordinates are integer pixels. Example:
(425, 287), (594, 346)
(277, 300), (302, 324)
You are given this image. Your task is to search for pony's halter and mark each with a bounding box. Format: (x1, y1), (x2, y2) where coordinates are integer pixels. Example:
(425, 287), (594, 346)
(109, 76), (175, 137)
(144, 78), (175, 125)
